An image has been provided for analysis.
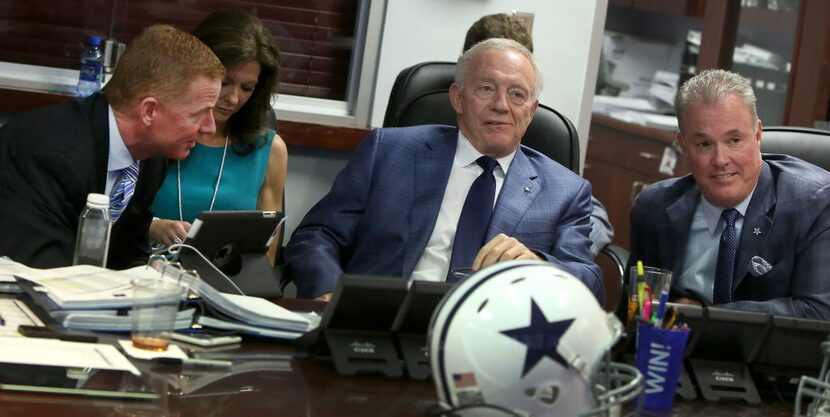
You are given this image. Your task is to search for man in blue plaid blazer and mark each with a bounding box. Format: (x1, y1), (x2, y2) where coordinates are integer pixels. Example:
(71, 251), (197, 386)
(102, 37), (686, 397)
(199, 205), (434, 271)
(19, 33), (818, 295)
(286, 39), (601, 303)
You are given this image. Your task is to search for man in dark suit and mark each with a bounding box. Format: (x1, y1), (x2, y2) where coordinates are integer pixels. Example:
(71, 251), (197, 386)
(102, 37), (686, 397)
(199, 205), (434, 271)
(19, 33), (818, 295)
(629, 69), (830, 319)
(0, 25), (225, 269)
(287, 39), (602, 303)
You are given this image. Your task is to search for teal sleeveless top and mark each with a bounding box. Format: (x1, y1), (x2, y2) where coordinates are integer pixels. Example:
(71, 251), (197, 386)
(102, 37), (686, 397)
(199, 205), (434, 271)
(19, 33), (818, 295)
(153, 130), (275, 223)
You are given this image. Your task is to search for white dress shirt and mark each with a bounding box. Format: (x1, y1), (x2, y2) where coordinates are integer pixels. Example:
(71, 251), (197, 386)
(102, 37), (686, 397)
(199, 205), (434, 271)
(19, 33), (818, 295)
(409, 131), (516, 282)
(105, 106), (136, 196)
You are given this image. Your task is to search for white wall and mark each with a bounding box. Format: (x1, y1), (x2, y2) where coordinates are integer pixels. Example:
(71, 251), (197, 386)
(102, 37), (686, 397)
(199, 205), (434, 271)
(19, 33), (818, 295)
(371, 0), (608, 165)
(283, 147), (350, 238)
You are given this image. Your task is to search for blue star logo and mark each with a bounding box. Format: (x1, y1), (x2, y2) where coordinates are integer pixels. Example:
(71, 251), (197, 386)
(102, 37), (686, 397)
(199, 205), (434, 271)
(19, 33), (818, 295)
(500, 298), (574, 377)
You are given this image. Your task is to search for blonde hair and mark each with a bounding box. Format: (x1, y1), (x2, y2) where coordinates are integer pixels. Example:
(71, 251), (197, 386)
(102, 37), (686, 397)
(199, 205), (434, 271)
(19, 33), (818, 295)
(103, 24), (225, 109)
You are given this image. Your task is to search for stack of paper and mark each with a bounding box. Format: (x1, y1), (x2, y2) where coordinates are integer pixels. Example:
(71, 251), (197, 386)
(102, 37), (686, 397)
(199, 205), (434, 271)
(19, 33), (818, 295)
(4, 258), (316, 339)
(0, 256), (36, 293)
(6, 260), (192, 332)
(177, 272), (315, 339)
(14, 264), (163, 309)
(56, 308), (195, 332)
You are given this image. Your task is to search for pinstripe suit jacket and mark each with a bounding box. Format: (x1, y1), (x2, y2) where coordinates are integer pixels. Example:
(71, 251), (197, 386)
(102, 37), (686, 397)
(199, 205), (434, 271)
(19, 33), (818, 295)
(629, 154), (830, 319)
(286, 125), (602, 302)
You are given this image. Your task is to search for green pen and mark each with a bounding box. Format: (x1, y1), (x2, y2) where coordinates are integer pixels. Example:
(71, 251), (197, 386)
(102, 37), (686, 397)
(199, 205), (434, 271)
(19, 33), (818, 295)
(636, 260), (646, 313)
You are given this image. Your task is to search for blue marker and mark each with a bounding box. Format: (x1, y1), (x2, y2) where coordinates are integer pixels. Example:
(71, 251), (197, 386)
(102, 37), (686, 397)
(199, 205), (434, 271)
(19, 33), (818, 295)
(653, 290), (670, 328)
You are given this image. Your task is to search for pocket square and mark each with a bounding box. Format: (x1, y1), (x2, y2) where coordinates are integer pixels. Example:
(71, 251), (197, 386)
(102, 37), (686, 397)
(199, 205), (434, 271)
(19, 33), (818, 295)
(750, 256), (773, 277)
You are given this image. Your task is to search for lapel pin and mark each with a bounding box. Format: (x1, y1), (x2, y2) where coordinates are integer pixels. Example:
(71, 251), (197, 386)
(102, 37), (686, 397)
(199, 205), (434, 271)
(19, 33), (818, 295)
(753, 227), (762, 236)
(523, 186), (531, 193)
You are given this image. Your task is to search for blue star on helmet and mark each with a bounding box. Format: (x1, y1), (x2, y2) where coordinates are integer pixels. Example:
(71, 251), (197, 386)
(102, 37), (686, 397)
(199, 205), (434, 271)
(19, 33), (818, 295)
(500, 298), (574, 377)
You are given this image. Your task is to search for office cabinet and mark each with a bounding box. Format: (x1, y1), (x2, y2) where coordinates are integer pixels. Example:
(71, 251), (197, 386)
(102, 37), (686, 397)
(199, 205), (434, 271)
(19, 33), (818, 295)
(588, 0), (830, 250)
(584, 114), (690, 248)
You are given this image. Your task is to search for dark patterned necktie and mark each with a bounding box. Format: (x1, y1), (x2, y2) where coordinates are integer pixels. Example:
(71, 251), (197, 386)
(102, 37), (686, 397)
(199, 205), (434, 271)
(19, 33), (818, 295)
(714, 208), (740, 304)
(447, 156), (498, 282)
(109, 161), (140, 223)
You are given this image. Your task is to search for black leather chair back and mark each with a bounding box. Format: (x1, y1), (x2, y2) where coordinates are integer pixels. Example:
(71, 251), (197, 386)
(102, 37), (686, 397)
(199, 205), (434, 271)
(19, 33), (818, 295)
(383, 61), (580, 174)
(761, 126), (830, 171)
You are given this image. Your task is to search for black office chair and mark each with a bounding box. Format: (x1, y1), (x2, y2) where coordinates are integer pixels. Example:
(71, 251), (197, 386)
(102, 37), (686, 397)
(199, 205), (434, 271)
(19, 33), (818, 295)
(384, 61), (580, 173)
(385, 61), (627, 311)
(761, 126), (830, 171)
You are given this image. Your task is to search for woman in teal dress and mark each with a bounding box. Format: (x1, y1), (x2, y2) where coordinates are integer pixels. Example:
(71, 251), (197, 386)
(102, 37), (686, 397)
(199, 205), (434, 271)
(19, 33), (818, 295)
(150, 10), (287, 263)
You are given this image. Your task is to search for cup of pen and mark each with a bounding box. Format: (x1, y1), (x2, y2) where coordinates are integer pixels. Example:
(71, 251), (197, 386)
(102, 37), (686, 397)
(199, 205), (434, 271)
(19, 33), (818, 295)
(629, 264), (689, 410)
(635, 320), (690, 410)
(131, 278), (184, 351)
(627, 266), (672, 325)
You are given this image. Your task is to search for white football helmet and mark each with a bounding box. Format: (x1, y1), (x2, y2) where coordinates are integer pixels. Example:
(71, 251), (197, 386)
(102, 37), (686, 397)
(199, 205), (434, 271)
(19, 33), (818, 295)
(795, 341), (830, 417)
(429, 260), (643, 417)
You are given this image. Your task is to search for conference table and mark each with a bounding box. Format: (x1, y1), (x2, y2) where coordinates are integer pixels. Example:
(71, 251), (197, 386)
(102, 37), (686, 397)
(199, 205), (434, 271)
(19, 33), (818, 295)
(0, 299), (796, 417)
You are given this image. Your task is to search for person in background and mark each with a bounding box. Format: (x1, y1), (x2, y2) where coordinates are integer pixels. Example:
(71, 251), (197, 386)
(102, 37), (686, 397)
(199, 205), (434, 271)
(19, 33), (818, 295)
(463, 13), (533, 53)
(287, 38), (602, 303)
(629, 69), (830, 319)
(463, 12), (614, 257)
(0, 25), (224, 269)
(150, 10), (287, 263)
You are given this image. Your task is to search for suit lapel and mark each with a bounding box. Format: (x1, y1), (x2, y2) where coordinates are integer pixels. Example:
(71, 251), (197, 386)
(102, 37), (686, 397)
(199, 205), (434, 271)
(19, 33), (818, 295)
(488, 148), (538, 238)
(402, 128), (457, 276)
(665, 184), (700, 273)
(734, 162), (775, 288)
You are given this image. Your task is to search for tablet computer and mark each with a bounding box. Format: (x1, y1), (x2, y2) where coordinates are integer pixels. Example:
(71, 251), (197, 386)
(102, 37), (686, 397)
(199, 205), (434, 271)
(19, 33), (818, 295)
(180, 210), (284, 297)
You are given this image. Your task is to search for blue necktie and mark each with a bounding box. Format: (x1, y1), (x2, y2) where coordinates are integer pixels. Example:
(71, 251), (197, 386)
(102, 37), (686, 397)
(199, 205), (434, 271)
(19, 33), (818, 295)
(714, 208), (740, 304)
(109, 161), (140, 223)
(447, 156), (498, 282)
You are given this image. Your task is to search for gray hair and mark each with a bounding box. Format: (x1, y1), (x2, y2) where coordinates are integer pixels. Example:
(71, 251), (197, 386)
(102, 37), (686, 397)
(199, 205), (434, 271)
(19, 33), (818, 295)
(455, 38), (543, 99)
(675, 69), (758, 129)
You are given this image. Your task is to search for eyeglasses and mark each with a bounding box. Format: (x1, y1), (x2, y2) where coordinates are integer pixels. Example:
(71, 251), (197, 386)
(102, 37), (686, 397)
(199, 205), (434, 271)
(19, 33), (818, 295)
(472, 84), (531, 107)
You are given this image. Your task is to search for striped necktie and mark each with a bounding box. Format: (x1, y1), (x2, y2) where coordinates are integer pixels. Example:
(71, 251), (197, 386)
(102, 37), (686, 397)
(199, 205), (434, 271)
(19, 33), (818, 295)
(109, 161), (140, 223)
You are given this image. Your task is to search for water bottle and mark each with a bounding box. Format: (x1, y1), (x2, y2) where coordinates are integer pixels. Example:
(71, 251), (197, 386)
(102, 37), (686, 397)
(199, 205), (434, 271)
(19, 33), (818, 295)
(76, 36), (104, 97)
(73, 193), (112, 267)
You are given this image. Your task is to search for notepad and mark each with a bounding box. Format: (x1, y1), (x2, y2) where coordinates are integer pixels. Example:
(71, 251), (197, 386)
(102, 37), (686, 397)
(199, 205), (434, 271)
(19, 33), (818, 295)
(0, 336), (139, 375)
(0, 299), (44, 337)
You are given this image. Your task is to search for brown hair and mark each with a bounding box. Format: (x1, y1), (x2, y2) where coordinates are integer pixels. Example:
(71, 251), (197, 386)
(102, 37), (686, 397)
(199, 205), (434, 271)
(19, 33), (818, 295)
(193, 10), (282, 155)
(103, 24), (224, 109)
(463, 13), (533, 53)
